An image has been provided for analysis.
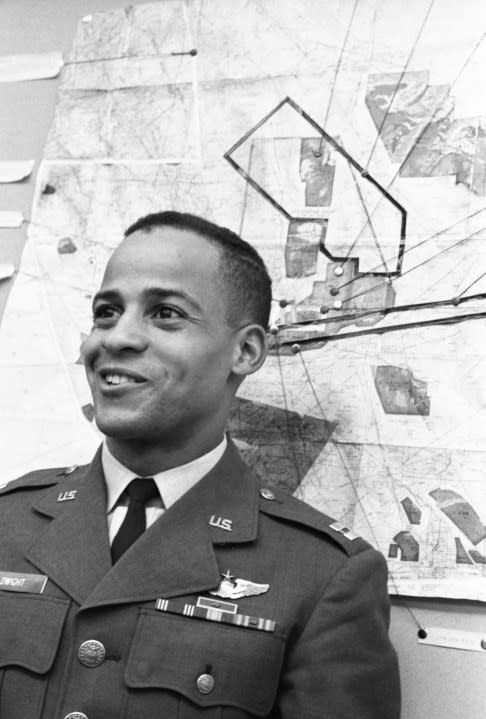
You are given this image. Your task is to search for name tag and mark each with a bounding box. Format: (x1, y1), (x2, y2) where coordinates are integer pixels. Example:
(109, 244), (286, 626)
(0, 571), (47, 594)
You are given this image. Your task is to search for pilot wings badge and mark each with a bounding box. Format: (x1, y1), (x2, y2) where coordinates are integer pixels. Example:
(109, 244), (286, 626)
(210, 570), (269, 599)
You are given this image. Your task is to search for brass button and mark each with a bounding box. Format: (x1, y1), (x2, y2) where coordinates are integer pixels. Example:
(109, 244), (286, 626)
(260, 487), (275, 500)
(78, 639), (105, 668)
(64, 713), (88, 719)
(196, 672), (215, 694)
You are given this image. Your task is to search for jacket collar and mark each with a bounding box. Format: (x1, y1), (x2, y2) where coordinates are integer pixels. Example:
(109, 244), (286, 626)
(26, 441), (259, 608)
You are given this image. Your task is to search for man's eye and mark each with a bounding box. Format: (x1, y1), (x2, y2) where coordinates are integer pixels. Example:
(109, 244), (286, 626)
(93, 305), (119, 322)
(152, 305), (184, 321)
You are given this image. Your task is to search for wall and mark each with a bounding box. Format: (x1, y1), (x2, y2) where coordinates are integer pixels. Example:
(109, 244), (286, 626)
(1, 2), (485, 717)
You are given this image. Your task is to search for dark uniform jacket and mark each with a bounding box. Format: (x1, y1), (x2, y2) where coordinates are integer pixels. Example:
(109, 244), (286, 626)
(0, 441), (400, 719)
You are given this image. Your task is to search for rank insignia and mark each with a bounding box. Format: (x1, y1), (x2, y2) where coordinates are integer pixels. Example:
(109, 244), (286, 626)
(209, 570), (270, 599)
(329, 521), (359, 541)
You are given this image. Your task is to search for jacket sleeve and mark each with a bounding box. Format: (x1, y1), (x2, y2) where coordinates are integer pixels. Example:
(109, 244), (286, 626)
(277, 547), (401, 719)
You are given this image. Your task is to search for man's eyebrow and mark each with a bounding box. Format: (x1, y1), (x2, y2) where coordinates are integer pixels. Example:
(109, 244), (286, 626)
(91, 287), (202, 312)
(142, 287), (202, 312)
(91, 289), (120, 310)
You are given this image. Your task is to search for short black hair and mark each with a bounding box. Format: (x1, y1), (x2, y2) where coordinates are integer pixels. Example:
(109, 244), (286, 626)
(124, 211), (272, 328)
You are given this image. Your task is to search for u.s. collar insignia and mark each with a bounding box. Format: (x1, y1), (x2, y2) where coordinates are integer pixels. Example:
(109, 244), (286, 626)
(210, 570), (269, 599)
(57, 490), (77, 502)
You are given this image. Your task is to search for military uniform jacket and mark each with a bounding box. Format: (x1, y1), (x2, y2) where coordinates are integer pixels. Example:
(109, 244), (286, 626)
(0, 442), (400, 719)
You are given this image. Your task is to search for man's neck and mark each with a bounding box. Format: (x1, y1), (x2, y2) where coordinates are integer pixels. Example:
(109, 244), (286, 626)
(105, 434), (226, 477)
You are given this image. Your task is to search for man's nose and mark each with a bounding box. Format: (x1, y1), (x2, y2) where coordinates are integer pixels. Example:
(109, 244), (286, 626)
(101, 313), (148, 353)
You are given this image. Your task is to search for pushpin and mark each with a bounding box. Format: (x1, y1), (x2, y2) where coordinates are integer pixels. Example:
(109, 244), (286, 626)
(330, 287), (340, 296)
(452, 297), (461, 306)
(334, 266), (344, 277)
(279, 299), (288, 308)
(333, 300), (343, 310)
(82, 14), (93, 22)
(291, 344), (301, 354)
(269, 325), (279, 335)
(320, 306), (329, 314)
(417, 629), (427, 639)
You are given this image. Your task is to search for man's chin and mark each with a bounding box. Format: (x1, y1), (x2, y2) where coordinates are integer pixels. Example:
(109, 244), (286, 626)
(94, 414), (149, 441)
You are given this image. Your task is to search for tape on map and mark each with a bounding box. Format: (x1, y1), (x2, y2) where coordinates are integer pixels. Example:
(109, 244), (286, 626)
(0, 161), (35, 183)
(418, 626), (486, 653)
(0, 52), (63, 82)
(0, 212), (23, 228)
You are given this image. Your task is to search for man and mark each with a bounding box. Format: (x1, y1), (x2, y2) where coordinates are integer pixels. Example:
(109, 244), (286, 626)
(0, 212), (400, 718)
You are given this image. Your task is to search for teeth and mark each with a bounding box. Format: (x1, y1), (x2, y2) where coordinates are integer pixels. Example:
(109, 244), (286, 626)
(105, 373), (137, 385)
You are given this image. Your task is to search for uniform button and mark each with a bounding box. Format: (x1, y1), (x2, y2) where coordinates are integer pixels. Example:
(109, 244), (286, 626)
(64, 713), (88, 719)
(196, 672), (215, 694)
(78, 639), (106, 668)
(260, 487), (275, 500)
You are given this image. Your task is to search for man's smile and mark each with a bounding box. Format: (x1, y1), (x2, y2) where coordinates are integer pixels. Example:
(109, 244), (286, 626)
(96, 366), (149, 390)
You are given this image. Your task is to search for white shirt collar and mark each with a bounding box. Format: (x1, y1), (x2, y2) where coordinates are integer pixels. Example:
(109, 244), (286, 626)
(102, 435), (228, 513)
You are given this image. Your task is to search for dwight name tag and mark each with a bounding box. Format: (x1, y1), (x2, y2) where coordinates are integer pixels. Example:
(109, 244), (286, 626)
(0, 571), (47, 594)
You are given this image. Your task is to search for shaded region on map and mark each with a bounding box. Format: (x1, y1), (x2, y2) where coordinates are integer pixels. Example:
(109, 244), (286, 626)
(300, 138), (335, 207)
(81, 403), (95, 422)
(267, 259), (396, 354)
(373, 365), (430, 415)
(455, 537), (473, 564)
(285, 219), (327, 278)
(227, 396), (335, 494)
(430, 489), (486, 545)
(401, 496), (422, 524)
(389, 531), (420, 561)
(297, 259), (395, 322)
(366, 70), (486, 196)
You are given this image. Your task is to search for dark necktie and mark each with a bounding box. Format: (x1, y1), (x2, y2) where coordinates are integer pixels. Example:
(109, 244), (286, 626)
(111, 478), (160, 563)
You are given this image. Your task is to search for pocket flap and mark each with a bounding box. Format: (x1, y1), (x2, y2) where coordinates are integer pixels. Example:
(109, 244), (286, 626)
(126, 609), (285, 716)
(0, 593), (69, 673)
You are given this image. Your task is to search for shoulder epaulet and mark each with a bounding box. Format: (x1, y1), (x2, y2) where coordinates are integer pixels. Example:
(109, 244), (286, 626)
(0, 464), (82, 496)
(258, 486), (370, 556)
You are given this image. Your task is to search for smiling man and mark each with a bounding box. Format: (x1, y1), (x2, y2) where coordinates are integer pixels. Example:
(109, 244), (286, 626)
(0, 212), (400, 719)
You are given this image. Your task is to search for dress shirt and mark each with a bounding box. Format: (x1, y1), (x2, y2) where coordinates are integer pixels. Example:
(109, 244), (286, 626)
(102, 436), (228, 542)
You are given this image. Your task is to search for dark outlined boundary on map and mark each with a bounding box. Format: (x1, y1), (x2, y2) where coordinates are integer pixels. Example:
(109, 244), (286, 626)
(224, 96), (408, 276)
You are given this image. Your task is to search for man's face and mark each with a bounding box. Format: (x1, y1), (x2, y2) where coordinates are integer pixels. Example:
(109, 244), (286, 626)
(82, 226), (242, 446)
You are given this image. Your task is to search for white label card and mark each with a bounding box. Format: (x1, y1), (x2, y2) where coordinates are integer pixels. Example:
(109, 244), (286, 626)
(0, 52), (63, 83)
(418, 626), (486, 653)
(0, 211), (23, 228)
(0, 161), (34, 183)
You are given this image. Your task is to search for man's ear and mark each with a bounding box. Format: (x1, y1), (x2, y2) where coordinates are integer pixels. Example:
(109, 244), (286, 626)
(231, 324), (268, 378)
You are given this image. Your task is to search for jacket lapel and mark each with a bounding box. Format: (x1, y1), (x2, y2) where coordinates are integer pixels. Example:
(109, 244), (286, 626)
(26, 441), (260, 609)
(26, 448), (112, 605)
(83, 440), (259, 609)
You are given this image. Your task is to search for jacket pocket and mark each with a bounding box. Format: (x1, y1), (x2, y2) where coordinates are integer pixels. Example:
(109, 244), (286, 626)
(125, 608), (286, 718)
(0, 592), (70, 719)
